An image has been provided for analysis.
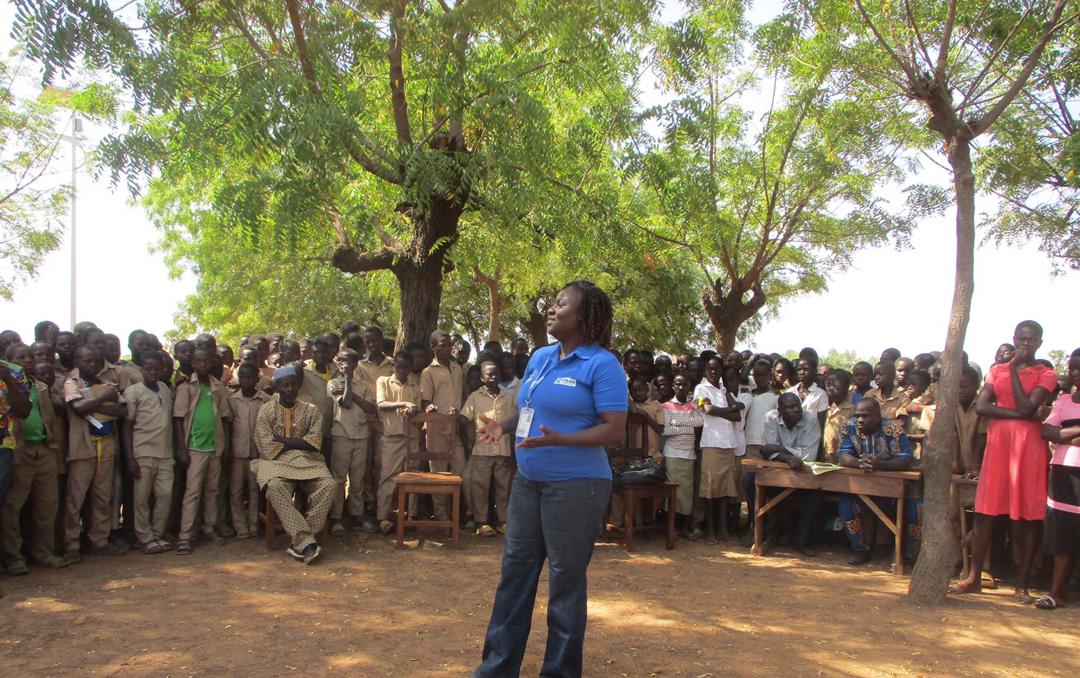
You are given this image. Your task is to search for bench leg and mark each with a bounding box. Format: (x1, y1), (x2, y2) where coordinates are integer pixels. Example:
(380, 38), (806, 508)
(624, 489), (635, 553)
(752, 477), (764, 556)
(451, 487), (461, 549)
(666, 487), (676, 550)
(396, 486), (407, 549)
(960, 505), (970, 580)
(894, 484), (906, 576)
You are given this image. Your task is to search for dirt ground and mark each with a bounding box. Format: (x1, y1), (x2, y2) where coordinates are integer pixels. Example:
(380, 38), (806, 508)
(2, 530), (1077, 677)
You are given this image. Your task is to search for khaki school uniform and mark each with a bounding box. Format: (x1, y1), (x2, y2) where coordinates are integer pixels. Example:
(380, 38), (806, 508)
(866, 386), (909, 421)
(298, 368), (334, 456)
(823, 395), (855, 462)
(228, 389), (270, 537)
(420, 359), (465, 520)
(358, 355), (394, 504)
(328, 375), (375, 521)
(375, 374), (421, 521)
(2, 378), (63, 564)
(124, 381), (175, 545)
(173, 376), (231, 542)
(461, 387), (515, 523)
(62, 374), (122, 551)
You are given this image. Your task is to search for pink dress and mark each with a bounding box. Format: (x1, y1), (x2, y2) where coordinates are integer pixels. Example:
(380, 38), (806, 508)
(974, 363), (1057, 520)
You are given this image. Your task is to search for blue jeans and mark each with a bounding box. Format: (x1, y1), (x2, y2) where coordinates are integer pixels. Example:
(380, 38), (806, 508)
(475, 475), (611, 678)
(0, 447), (12, 505)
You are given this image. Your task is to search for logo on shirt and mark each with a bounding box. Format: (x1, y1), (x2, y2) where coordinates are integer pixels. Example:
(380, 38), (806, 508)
(554, 377), (577, 387)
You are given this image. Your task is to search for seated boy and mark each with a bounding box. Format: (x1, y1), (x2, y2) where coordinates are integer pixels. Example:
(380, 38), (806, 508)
(460, 361), (516, 536)
(227, 362), (270, 539)
(62, 346), (129, 560)
(327, 348), (377, 535)
(122, 352), (175, 554)
(836, 398), (920, 565)
(375, 351), (421, 534)
(252, 365), (334, 564)
(173, 347), (232, 554)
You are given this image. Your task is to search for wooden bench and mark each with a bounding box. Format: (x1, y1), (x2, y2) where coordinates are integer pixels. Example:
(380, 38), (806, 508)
(743, 457), (922, 575)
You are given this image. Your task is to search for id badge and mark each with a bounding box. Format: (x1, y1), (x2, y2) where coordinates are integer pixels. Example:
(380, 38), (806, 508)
(516, 407), (535, 439)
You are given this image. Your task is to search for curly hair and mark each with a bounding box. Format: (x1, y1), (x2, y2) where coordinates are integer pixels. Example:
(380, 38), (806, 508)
(562, 279), (613, 348)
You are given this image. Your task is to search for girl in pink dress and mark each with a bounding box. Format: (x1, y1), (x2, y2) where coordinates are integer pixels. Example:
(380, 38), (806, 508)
(1035, 355), (1080, 609)
(952, 320), (1056, 600)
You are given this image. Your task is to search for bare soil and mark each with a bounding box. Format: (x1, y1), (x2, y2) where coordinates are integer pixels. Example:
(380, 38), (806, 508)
(2, 531), (1077, 677)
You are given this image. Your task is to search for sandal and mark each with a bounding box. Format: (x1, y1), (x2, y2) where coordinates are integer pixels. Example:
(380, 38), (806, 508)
(948, 580), (981, 595)
(176, 541), (192, 555)
(142, 540), (169, 555)
(1034, 595), (1063, 610)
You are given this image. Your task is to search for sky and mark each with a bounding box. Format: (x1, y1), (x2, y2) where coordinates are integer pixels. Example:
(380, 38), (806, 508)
(0, 1), (1078, 366)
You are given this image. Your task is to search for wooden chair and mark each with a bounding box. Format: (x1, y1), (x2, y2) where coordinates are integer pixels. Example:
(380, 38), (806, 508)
(393, 412), (463, 549)
(607, 412), (677, 552)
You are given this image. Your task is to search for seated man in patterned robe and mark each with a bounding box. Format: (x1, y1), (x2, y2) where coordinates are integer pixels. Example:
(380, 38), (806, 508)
(252, 365), (334, 564)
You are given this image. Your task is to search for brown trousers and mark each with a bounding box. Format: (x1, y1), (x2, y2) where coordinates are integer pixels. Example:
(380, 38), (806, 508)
(466, 455), (512, 524)
(376, 435), (408, 521)
(330, 435), (369, 521)
(229, 457), (259, 537)
(178, 450), (221, 541)
(429, 434), (467, 521)
(133, 457), (174, 545)
(63, 436), (117, 551)
(3, 442), (60, 562)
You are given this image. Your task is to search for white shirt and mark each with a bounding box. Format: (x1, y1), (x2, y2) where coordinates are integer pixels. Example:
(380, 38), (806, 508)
(745, 390), (779, 447)
(785, 382), (829, 414)
(733, 389), (752, 456)
(693, 381), (736, 449)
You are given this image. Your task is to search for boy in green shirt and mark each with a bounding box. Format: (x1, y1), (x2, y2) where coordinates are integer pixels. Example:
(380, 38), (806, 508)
(173, 348), (231, 555)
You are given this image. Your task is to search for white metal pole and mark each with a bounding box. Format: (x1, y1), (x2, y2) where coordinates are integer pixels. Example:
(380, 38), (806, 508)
(69, 115), (78, 329)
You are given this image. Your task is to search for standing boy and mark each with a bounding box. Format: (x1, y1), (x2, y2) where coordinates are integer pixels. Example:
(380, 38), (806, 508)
(2, 345), (69, 572)
(327, 348), (377, 535)
(420, 330), (465, 521)
(375, 352), (421, 533)
(62, 346), (128, 560)
(227, 362), (270, 539)
(460, 361), (515, 536)
(122, 352), (175, 554)
(823, 369), (855, 462)
(173, 347), (231, 554)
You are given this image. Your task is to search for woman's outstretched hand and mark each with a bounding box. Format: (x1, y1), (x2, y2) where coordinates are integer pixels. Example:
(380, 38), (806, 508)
(518, 425), (562, 449)
(478, 414), (503, 445)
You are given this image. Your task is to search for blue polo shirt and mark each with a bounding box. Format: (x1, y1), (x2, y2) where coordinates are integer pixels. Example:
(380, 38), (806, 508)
(515, 342), (628, 482)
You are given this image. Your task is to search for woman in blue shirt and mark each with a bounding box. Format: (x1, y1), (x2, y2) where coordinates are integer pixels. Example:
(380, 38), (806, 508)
(474, 280), (628, 678)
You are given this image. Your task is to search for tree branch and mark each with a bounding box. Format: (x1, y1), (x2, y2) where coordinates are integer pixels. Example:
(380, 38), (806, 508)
(331, 245), (400, 274)
(970, 0), (1069, 137)
(389, 0), (413, 146)
(284, 0), (324, 100)
(936, 0), (957, 74)
(853, 0), (919, 83)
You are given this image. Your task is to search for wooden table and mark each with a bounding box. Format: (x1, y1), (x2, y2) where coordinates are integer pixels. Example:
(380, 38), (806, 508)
(742, 458), (922, 575)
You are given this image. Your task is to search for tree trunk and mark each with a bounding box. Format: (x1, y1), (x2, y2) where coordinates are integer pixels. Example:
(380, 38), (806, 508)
(392, 194), (462, 346)
(475, 268), (503, 342)
(701, 279), (766, 354)
(909, 137), (975, 605)
(526, 302), (549, 348)
(393, 252), (446, 347)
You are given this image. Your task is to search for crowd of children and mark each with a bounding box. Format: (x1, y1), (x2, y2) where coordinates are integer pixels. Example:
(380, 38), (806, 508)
(0, 319), (1076, 608)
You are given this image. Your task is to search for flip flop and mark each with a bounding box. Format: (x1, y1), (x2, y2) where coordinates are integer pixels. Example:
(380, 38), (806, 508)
(948, 581), (982, 595)
(1034, 595), (1063, 610)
